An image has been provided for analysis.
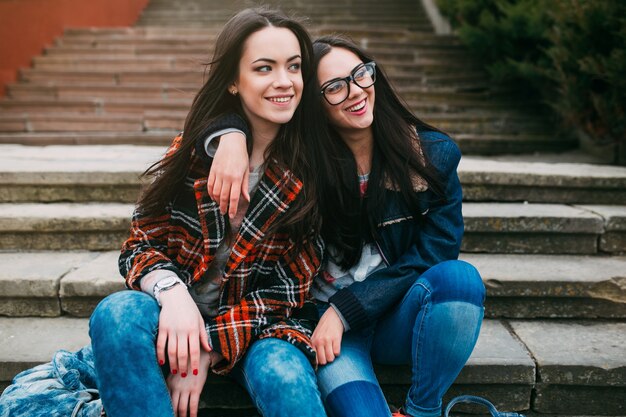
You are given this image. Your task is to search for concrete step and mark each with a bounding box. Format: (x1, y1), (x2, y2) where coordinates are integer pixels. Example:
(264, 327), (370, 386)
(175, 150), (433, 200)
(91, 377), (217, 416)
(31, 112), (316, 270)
(0, 97), (193, 115)
(1, 250), (624, 319)
(54, 31), (464, 50)
(19, 68), (206, 84)
(0, 203), (133, 251)
(459, 155), (626, 204)
(31, 55), (203, 71)
(0, 131), (175, 146)
(7, 83), (198, 101)
(461, 203), (625, 255)
(1, 316), (623, 415)
(136, 19), (431, 31)
(508, 321), (626, 416)
(0, 202), (623, 254)
(451, 133), (577, 155)
(1, 146), (625, 204)
(0, 113), (144, 133)
(461, 253), (626, 319)
(0, 145), (160, 203)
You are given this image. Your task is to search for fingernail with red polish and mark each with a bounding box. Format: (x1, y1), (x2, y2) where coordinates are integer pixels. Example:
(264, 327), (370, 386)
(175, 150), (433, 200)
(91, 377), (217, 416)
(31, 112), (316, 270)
(181, 372), (187, 378)
(193, 369), (198, 376)
(159, 359), (164, 365)
(172, 369), (177, 375)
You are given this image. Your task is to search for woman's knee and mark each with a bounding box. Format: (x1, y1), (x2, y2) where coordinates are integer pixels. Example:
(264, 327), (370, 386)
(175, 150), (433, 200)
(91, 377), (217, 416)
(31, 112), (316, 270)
(242, 338), (316, 388)
(89, 290), (159, 341)
(420, 260), (485, 306)
(239, 338), (323, 415)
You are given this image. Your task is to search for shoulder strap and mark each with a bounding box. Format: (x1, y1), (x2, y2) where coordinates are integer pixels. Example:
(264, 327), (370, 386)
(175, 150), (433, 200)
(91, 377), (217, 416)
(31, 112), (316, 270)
(445, 395), (525, 417)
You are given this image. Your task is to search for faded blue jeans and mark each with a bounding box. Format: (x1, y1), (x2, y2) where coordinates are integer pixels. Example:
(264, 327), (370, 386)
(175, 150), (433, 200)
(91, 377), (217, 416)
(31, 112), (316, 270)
(89, 290), (326, 417)
(318, 260), (485, 417)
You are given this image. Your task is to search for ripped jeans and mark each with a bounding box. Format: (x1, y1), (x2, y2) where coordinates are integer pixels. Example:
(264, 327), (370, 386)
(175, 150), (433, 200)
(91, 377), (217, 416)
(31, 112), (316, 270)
(89, 290), (326, 417)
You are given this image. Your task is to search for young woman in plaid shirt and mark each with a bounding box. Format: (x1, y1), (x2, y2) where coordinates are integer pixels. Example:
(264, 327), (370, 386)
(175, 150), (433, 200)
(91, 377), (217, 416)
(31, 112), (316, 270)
(88, 8), (328, 417)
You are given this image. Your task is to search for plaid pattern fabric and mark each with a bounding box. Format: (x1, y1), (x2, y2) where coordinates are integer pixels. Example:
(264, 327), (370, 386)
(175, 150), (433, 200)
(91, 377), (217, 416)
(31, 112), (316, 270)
(119, 135), (324, 374)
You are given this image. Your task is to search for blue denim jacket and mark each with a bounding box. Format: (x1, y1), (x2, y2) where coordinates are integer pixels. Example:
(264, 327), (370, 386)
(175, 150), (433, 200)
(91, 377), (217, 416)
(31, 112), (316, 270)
(327, 131), (464, 330)
(197, 118), (464, 333)
(0, 345), (102, 417)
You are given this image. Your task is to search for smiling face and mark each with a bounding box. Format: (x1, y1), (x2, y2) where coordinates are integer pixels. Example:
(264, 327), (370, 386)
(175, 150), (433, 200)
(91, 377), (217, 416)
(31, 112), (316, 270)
(317, 47), (375, 137)
(232, 26), (303, 134)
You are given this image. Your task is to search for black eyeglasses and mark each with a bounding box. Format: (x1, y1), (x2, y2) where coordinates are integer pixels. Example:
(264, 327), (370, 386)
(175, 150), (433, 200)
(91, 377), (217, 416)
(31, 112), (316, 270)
(320, 62), (377, 105)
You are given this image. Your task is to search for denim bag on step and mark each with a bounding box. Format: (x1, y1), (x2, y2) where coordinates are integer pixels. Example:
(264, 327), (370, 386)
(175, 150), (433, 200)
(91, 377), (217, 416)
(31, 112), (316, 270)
(0, 344), (102, 417)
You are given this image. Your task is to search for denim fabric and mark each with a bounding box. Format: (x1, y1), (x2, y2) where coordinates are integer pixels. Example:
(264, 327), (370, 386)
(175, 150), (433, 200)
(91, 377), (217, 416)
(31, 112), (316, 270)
(89, 290), (174, 417)
(231, 338), (327, 417)
(317, 260), (485, 417)
(89, 290), (326, 417)
(328, 132), (467, 330)
(0, 345), (102, 417)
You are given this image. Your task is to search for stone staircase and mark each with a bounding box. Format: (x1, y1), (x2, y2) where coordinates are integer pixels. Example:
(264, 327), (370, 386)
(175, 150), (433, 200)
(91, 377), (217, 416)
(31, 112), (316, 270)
(0, 0), (624, 416)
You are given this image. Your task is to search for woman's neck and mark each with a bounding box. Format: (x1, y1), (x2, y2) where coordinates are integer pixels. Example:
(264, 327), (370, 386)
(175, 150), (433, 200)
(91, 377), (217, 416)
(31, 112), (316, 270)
(340, 128), (374, 175)
(249, 120), (280, 169)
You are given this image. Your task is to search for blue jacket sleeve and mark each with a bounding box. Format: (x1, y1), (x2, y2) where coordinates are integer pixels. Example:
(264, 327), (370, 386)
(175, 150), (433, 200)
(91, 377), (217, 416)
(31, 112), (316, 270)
(328, 133), (464, 330)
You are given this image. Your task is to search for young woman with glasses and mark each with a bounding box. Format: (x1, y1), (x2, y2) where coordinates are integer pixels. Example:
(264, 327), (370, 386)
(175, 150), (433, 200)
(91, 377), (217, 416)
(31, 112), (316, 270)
(202, 35), (485, 417)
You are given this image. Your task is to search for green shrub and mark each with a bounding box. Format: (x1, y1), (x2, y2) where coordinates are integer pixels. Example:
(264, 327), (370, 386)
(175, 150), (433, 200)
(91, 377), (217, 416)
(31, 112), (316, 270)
(437, 0), (552, 91)
(544, 0), (625, 154)
(438, 0), (626, 163)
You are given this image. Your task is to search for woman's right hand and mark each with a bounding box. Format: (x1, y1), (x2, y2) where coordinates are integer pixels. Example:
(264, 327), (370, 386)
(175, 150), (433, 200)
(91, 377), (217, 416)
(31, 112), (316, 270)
(157, 285), (211, 378)
(207, 131), (250, 218)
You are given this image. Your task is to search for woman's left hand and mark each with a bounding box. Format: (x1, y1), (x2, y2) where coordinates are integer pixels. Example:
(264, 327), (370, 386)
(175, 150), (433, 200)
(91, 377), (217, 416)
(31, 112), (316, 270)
(167, 349), (212, 417)
(311, 307), (344, 365)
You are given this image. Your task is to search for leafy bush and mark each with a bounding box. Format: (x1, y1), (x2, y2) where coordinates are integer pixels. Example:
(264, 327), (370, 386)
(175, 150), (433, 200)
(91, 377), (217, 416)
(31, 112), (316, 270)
(438, 0), (626, 163)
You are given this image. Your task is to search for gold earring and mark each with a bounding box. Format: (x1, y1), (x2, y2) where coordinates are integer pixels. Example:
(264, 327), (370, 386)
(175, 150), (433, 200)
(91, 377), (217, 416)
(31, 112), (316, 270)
(231, 88), (238, 95)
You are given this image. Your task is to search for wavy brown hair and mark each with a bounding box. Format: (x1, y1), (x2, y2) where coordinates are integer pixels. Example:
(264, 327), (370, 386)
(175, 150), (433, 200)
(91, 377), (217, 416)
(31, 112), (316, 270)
(137, 7), (321, 238)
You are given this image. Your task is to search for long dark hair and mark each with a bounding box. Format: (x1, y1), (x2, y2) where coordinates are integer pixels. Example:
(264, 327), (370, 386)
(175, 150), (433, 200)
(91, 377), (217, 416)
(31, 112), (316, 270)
(137, 7), (320, 238)
(311, 35), (447, 268)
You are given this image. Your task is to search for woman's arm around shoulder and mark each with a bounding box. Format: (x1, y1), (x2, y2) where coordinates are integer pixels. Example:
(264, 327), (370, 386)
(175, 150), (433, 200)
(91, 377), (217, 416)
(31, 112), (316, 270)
(193, 114), (251, 218)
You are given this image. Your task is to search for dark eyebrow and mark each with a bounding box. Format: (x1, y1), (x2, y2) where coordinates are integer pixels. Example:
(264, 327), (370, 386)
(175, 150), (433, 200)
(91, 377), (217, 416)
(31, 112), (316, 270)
(251, 55), (301, 64)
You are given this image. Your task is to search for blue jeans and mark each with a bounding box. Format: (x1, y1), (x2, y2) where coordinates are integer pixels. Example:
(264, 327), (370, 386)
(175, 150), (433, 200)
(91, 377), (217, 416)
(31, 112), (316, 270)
(317, 260), (485, 417)
(89, 290), (326, 417)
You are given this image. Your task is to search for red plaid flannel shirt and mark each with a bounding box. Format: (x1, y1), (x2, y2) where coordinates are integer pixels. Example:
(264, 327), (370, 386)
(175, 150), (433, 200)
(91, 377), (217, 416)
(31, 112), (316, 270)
(119, 135), (323, 374)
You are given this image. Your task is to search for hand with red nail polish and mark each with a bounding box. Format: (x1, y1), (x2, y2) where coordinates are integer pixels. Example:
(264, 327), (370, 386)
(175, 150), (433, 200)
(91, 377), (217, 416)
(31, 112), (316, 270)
(167, 349), (212, 417)
(156, 286), (212, 384)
